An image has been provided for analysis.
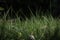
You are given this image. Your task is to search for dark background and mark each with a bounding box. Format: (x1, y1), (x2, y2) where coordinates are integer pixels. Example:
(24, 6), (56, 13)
(0, 0), (60, 19)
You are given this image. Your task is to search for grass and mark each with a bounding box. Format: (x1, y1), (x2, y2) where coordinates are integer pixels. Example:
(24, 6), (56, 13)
(0, 16), (60, 40)
(0, 8), (60, 40)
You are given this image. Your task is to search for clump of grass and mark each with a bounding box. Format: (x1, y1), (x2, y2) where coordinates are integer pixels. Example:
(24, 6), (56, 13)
(0, 8), (60, 40)
(0, 15), (60, 40)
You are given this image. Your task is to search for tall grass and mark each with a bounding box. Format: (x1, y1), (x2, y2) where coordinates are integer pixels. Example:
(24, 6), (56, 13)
(0, 8), (60, 40)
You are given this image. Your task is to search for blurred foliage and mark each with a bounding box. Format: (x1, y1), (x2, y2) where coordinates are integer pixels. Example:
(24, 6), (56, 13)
(0, 7), (4, 10)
